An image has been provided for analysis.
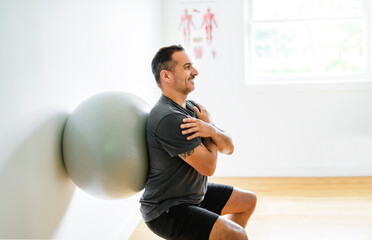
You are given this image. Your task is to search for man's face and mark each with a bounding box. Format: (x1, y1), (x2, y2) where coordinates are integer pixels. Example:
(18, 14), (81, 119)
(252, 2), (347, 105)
(169, 51), (198, 95)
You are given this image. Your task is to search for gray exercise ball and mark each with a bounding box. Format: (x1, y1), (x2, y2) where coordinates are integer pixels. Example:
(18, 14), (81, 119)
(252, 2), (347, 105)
(62, 91), (150, 199)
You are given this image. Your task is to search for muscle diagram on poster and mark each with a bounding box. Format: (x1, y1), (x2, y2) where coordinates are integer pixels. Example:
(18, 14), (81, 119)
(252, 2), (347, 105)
(177, 0), (220, 61)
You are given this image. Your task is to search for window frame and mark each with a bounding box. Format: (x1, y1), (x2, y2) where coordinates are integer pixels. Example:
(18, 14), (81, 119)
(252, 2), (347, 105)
(244, 0), (372, 88)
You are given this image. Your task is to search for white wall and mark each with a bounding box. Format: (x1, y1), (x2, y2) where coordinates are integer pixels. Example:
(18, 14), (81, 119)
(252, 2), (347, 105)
(162, 0), (372, 177)
(0, 0), (161, 239)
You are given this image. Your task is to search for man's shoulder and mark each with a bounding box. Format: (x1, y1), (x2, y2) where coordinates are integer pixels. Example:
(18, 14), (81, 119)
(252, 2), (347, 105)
(147, 101), (184, 130)
(149, 101), (178, 119)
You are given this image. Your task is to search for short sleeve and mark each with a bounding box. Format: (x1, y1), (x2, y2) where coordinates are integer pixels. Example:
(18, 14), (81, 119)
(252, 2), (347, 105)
(155, 114), (202, 157)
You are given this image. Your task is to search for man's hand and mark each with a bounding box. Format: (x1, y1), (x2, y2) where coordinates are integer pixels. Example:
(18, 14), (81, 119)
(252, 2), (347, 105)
(193, 103), (212, 124)
(182, 102), (234, 155)
(181, 117), (216, 140)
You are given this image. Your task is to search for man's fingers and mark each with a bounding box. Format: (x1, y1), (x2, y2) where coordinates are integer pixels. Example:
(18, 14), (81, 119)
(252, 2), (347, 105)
(193, 106), (200, 114)
(197, 103), (205, 112)
(183, 117), (197, 123)
(182, 127), (198, 135)
(180, 122), (197, 129)
(186, 133), (199, 140)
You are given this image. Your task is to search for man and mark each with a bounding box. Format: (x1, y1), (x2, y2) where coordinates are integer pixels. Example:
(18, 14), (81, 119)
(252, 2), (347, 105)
(140, 45), (256, 240)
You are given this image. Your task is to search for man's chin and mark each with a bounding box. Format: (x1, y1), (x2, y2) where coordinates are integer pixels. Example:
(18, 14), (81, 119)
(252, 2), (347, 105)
(189, 86), (195, 93)
(183, 87), (194, 95)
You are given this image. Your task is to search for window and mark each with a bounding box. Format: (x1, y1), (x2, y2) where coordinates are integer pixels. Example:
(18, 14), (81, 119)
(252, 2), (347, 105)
(245, 0), (371, 83)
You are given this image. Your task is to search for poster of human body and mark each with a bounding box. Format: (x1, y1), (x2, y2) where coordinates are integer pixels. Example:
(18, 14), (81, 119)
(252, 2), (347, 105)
(177, 0), (219, 60)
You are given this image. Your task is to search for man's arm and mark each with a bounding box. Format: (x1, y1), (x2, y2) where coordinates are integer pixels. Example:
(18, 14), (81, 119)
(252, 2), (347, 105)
(178, 138), (218, 176)
(154, 112), (218, 176)
(181, 103), (234, 155)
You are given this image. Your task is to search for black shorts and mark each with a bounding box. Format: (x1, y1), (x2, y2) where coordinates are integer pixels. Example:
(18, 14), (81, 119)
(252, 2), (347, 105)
(146, 183), (234, 240)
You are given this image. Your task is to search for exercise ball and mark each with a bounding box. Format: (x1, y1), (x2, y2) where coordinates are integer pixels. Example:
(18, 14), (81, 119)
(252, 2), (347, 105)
(62, 91), (150, 199)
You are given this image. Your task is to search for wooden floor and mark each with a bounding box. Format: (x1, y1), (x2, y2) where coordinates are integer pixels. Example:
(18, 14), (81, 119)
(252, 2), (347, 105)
(130, 177), (372, 240)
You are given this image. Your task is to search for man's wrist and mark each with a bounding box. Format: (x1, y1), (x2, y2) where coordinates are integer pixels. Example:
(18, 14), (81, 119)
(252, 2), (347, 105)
(210, 125), (218, 140)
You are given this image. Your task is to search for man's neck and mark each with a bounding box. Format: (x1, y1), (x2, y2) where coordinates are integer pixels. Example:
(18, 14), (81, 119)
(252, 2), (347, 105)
(163, 91), (187, 108)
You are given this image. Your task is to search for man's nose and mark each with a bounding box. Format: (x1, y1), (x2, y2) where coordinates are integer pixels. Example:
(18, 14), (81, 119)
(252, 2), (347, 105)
(192, 67), (198, 76)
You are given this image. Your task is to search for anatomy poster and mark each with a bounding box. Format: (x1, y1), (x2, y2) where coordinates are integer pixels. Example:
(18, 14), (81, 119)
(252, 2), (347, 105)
(177, 0), (219, 60)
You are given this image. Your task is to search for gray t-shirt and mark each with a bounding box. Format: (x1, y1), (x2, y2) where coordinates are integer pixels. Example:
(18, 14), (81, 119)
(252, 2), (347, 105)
(140, 95), (207, 222)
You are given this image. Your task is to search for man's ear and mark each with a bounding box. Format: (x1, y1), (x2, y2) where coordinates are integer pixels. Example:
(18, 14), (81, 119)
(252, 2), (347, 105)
(160, 69), (172, 84)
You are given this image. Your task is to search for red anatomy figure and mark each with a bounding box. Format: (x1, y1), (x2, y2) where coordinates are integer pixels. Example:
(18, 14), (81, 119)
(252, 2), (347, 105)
(201, 8), (217, 44)
(179, 9), (195, 44)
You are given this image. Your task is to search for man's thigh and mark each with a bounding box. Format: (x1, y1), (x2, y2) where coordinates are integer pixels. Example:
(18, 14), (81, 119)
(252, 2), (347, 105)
(200, 183), (234, 214)
(146, 204), (219, 240)
(208, 188), (256, 240)
(221, 187), (257, 215)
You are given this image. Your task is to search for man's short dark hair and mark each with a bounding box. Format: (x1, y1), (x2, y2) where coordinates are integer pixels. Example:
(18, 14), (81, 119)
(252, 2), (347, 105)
(151, 45), (185, 86)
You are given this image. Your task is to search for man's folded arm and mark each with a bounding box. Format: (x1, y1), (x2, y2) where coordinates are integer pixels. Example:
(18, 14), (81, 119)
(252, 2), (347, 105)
(178, 137), (218, 176)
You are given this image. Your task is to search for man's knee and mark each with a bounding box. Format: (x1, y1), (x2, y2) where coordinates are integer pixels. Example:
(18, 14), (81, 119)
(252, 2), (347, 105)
(243, 191), (257, 214)
(235, 226), (248, 240)
(250, 192), (257, 208)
